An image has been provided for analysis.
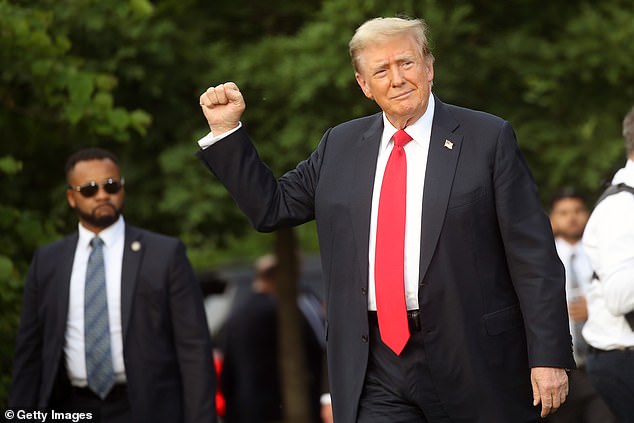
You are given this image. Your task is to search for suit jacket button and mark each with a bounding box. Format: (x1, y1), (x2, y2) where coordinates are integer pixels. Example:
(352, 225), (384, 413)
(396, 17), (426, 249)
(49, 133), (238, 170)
(361, 335), (368, 343)
(361, 288), (367, 295)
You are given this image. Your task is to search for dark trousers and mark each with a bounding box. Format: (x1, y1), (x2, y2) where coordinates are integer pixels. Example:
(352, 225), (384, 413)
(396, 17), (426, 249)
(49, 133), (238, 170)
(585, 347), (634, 423)
(56, 384), (132, 423)
(544, 367), (617, 423)
(357, 314), (451, 423)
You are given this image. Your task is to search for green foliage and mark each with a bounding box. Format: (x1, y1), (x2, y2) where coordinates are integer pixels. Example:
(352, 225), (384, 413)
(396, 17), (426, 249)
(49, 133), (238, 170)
(0, 156), (22, 175)
(418, 0), (634, 200)
(0, 0), (152, 143)
(1, 0), (633, 408)
(0, 254), (21, 408)
(0, 200), (60, 408)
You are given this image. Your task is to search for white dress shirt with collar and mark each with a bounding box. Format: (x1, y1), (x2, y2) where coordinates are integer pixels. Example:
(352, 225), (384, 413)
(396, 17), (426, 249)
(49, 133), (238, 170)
(554, 238), (594, 296)
(367, 93), (435, 311)
(65, 216), (127, 386)
(582, 159), (634, 350)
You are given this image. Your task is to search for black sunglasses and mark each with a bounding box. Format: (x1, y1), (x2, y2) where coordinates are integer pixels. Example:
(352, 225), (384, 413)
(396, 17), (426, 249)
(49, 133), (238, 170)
(68, 178), (125, 198)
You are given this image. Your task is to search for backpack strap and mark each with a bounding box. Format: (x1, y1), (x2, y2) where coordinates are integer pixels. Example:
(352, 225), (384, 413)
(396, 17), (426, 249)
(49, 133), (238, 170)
(594, 183), (634, 207)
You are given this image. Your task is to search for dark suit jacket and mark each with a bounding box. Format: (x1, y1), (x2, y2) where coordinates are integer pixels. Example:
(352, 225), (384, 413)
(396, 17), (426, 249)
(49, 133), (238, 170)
(221, 291), (324, 423)
(196, 96), (575, 423)
(9, 223), (216, 423)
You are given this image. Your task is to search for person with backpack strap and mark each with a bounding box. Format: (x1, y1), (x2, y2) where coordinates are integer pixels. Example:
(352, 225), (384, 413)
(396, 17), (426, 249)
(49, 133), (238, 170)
(581, 106), (634, 422)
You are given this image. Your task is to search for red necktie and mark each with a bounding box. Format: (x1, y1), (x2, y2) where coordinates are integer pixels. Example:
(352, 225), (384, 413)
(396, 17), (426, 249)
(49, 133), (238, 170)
(375, 129), (412, 355)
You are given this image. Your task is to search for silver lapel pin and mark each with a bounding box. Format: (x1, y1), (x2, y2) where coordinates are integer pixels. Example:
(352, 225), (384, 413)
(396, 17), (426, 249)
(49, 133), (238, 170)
(131, 241), (142, 252)
(444, 139), (454, 150)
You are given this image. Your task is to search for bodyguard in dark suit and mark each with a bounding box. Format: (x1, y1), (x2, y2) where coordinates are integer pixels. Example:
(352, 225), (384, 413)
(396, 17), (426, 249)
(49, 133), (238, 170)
(9, 148), (216, 423)
(196, 16), (573, 423)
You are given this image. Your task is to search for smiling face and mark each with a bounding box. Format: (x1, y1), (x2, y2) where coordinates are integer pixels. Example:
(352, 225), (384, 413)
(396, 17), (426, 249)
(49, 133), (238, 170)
(355, 34), (434, 129)
(66, 158), (125, 233)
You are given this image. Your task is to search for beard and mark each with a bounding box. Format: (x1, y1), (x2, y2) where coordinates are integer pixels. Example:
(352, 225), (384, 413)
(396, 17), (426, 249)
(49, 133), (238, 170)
(77, 203), (123, 229)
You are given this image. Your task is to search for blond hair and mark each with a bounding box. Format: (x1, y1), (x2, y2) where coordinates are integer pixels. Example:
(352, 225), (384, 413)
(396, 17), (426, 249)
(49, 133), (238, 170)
(349, 17), (434, 73)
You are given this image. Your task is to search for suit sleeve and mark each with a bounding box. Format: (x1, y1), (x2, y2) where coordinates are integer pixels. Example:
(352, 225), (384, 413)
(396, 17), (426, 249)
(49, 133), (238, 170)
(9, 251), (44, 407)
(492, 121), (574, 368)
(168, 240), (217, 423)
(196, 127), (327, 232)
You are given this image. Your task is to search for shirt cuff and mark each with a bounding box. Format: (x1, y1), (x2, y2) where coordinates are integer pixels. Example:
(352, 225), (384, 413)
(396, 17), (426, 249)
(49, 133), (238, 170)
(320, 393), (332, 405)
(197, 122), (243, 149)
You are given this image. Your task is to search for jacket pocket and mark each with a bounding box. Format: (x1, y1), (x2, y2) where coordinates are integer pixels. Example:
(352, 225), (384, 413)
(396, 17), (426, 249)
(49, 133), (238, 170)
(482, 304), (527, 369)
(447, 187), (483, 209)
(483, 303), (523, 335)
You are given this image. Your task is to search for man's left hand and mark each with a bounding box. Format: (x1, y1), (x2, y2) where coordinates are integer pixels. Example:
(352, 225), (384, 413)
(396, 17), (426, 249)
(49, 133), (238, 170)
(530, 367), (569, 418)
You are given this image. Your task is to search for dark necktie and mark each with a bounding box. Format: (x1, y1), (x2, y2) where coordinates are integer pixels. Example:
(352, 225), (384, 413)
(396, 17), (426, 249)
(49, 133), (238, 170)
(375, 129), (412, 355)
(84, 237), (115, 399)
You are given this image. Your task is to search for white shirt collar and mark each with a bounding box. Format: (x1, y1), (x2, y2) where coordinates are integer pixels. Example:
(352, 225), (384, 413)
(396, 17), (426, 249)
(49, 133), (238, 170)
(554, 237), (580, 258)
(612, 158), (634, 186)
(380, 92), (435, 152)
(77, 216), (125, 249)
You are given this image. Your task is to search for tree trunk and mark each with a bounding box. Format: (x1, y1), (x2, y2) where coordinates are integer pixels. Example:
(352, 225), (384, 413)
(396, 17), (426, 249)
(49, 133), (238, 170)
(275, 227), (311, 423)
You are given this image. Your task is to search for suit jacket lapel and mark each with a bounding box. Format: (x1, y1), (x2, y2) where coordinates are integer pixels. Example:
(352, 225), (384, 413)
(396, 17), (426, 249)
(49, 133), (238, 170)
(121, 225), (143, 344)
(350, 113), (383, 286)
(419, 97), (462, 282)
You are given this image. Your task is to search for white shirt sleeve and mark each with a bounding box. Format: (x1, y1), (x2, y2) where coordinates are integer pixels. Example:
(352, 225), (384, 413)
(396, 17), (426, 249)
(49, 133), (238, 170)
(197, 122), (243, 149)
(592, 195), (634, 315)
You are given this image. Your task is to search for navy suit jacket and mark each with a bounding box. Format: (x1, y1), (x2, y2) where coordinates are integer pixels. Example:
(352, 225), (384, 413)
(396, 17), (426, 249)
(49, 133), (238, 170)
(197, 96), (574, 423)
(10, 223), (216, 423)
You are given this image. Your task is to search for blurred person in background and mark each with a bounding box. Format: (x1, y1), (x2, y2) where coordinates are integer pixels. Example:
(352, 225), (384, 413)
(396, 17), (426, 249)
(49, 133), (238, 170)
(220, 254), (330, 423)
(582, 106), (634, 422)
(547, 187), (616, 423)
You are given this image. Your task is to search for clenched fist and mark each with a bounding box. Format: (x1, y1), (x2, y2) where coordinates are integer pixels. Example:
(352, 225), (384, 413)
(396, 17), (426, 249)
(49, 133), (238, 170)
(199, 82), (246, 136)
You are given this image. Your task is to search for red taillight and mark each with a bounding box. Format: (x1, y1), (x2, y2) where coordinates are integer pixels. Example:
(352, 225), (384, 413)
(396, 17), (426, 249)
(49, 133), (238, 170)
(213, 352), (226, 417)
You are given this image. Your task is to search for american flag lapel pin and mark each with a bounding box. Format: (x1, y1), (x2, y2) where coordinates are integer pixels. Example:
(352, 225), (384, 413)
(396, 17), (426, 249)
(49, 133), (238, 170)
(444, 139), (454, 150)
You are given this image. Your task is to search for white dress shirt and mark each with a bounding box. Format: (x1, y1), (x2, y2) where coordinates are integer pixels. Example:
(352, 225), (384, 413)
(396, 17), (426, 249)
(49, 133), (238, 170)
(554, 238), (593, 364)
(582, 159), (634, 350)
(198, 123), (242, 149)
(555, 238), (593, 302)
(367, 94), (435, 311)
(65, 216), (127, 386)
